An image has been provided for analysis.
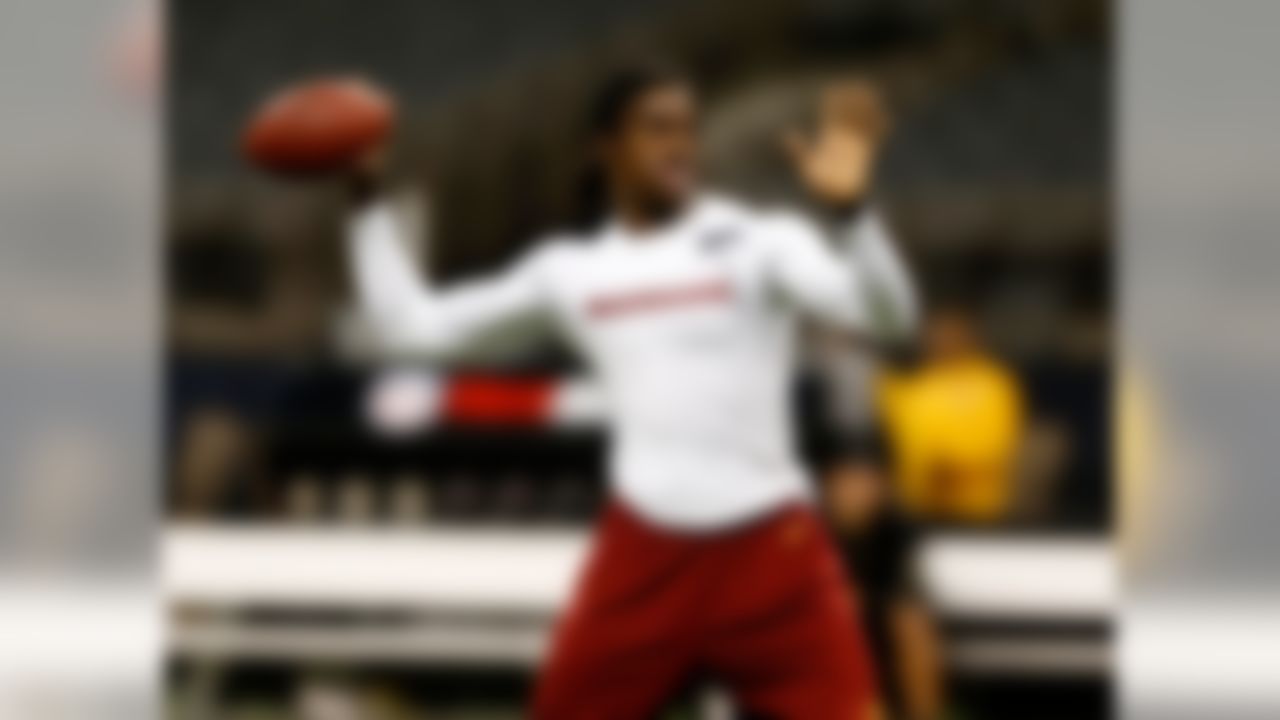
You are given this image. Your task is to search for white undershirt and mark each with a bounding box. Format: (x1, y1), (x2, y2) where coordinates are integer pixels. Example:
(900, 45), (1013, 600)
(349, 193), (917, 530)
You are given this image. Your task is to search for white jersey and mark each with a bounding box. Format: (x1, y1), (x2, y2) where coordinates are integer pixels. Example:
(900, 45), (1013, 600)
(349, 194), (917, 529)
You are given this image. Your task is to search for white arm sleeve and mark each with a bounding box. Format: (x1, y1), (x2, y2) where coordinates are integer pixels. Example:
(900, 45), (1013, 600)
(348, 200), (556, 359)
(844, 208), (920, 339)
(768, 209), (919, 339)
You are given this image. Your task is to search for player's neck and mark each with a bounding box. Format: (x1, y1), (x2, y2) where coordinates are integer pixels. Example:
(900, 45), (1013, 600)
(613, 192), (687, 236)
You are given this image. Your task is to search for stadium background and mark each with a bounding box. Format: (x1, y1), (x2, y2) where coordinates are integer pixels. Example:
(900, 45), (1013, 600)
(166, 0), (1111, 718)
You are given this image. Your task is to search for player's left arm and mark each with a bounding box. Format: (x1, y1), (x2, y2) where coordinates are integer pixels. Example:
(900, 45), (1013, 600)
(837, 207), (920, 343)
(780, 81), (920, 343)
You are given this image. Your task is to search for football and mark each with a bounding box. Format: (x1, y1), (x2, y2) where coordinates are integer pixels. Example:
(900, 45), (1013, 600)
(242, 76), (395, 175)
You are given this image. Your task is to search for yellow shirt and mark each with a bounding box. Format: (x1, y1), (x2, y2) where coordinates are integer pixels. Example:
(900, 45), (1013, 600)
(879, 356), (1023, 523)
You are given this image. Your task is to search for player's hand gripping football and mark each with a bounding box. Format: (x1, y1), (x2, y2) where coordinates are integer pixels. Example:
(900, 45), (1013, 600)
(784, 81), (890, 209)
(344, 140), (391, 205)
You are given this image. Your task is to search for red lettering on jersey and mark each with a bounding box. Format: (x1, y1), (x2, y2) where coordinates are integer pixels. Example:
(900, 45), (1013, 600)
(588, 279), (733, 320)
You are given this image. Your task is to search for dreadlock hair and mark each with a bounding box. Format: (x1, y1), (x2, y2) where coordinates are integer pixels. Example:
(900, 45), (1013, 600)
(571, 61), (691, 230)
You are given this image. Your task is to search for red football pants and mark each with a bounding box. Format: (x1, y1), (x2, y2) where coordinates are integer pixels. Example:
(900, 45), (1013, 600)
(532, 501), (879, 719)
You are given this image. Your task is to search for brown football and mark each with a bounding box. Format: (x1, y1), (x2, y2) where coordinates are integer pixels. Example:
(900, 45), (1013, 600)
(242, 77), (394, 175)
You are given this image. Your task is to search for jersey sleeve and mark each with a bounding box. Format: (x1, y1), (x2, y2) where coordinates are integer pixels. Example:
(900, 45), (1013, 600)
(347, 199), (560, 360)
(765, 212), (869, 330)
(765, 209), (919, 340)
